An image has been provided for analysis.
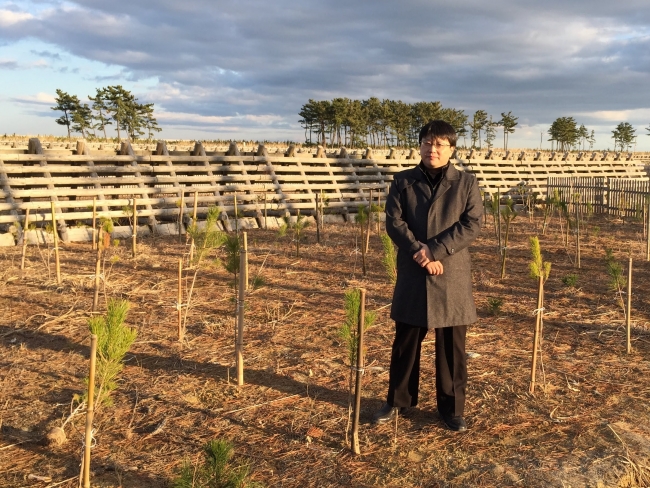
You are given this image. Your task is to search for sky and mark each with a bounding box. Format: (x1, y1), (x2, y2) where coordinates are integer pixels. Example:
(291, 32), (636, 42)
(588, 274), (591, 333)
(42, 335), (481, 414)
(1, 0), (650, 150)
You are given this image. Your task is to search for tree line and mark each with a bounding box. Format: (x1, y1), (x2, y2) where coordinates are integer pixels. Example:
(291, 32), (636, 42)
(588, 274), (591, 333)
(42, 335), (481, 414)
(51, 86), (161, 142)
(298, 98), (519, 150)
(548, 117), (649, 152)
(299, 99), (650, 152)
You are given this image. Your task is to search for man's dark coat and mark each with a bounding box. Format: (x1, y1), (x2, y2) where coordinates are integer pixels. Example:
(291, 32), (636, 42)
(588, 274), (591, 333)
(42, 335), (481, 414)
(385, 162), (483, 329)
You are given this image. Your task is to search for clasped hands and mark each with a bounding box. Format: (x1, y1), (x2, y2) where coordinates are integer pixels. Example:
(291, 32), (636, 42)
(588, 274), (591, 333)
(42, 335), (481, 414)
(412, 241), (444, 275)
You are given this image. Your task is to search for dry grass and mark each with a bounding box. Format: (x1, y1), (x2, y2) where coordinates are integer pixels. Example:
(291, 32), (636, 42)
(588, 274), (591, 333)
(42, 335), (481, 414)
(0, 214), (649, 487)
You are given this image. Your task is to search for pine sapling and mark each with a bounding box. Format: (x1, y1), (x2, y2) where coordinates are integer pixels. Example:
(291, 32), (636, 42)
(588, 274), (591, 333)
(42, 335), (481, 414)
(339, 289), (376, 442)
(172, 439), (260, 488)
(87, 299), (137, 406)
(380, 233), (397, 285)
(500, 201), (517, 278)
(529, 236), (551, 393)
(279, 211), (310, 257)
(605, 248), (627, 316)
(186, 206), (226, 267)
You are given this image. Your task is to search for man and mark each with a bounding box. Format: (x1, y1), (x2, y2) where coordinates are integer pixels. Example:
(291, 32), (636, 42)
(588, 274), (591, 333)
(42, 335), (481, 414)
(373, 120), (482, 431)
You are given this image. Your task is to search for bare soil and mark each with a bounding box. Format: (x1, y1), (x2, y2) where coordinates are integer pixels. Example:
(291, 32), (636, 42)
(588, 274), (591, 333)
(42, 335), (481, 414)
(1, 214), (649, 488)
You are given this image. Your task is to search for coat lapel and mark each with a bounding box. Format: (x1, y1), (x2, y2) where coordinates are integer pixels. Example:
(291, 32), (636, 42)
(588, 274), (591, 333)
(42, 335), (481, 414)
(430, 164), (459, 205)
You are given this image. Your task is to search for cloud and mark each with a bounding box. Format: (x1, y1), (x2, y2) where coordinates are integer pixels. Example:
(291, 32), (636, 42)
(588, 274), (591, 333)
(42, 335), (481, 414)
(579, 108), (650, 123)
(1, 0), (650, 147)
(30, 49), (61, 60)
(12, 92), (57, 105)
(0, 59), (18, 69)
(0, 9), (33, 27)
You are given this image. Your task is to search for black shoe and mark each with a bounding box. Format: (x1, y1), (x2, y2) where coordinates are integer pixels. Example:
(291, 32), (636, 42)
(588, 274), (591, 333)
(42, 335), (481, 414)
(440, 413), (467, 432)
(372, 403), (408, 424)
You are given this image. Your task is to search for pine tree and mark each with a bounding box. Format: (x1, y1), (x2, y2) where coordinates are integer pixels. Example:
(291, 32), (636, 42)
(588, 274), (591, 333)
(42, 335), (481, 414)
(51, 89), (80, 140)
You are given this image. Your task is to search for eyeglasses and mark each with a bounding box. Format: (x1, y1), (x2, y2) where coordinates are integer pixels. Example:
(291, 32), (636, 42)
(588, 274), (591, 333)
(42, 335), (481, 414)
(421, 140), (451, 150)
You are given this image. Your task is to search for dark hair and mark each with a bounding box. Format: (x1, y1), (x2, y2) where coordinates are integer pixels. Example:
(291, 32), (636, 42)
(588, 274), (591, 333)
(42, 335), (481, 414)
(418, 120), (458, 147)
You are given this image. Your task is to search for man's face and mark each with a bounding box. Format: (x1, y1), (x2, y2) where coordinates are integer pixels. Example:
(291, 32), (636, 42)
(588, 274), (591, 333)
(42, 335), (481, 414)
(419, 136), (453, 170)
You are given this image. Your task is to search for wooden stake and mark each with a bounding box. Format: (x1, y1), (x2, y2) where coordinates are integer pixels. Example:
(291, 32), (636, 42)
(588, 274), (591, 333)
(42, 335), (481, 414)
(178, 258), (183, 341)
(236, 232), (247, 386)
(132, 197), (137, 258)
(626, 257), (632, 354)
(178, 192), (185, 242)
(51, 201), (61, 284)
(92, 197), (97, 251)
(233, 192), (238, 234)
(20, 208), (30, 270)
(243, 231), (249, 291)
(360, 214), (367, 276)
(377, 192), (381, 234)
(92, 248), (101, 312)
(315, 192), (321, 244)
(320, 189), (325, 234)
(263, 192), (267, 230)
(365, 189), (372, 254)
(189, 192), (198, 263)
(646, 203), (650, 262)
(82, 334), (98, 488)
(351, 288), (366, 455)
(529, 275), (544, 393)
(497, 189), (502, 254)
(575, 197), (580, 268)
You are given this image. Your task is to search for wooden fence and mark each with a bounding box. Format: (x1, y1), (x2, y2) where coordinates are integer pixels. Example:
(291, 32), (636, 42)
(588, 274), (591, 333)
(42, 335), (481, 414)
(547, 177), (650, 217)
(0, 138), (648, 242)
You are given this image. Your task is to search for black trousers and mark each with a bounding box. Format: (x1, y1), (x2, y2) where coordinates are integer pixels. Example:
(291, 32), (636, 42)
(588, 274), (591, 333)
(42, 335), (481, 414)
(386, 321), (467, 417)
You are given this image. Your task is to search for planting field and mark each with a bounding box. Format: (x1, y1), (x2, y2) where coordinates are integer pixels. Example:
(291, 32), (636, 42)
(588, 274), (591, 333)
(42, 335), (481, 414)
(0, 213), (649, 487)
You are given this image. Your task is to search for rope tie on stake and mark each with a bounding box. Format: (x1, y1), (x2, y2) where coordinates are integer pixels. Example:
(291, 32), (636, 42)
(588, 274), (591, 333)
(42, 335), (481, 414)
(349, 366), (365, 374)
(81, 429), (97, 449)
(531, 307), (545, 316)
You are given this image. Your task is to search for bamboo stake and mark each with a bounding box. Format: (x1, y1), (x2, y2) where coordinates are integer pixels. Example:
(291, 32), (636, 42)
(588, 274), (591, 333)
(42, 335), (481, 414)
(82, 334), (98, 488)
(189, 192), (198, 263)
(360, 212), (367, 276)
(233, 192), (238, 234)
(646, 203), (650, 262)
(497, 189), (502, 255)
(236, 232), (247, 386)
(319, 188), (325, 237)
(351, 288), (366, 455)
(178, 192), (185, 242)
(51, 201), (61, 284)
(20, 208), (30, 270)
(575, 197), (580, 268)
(315, 192), (321, 244)
(178, 258), (183, 342)
(530, 275), (544, 393)
(132, 197), (137, 258)
(364, 190), (372, 254)
(92, 248), (101, 312)
(626, 257), (632, 354)
(92, 197), (97, 251)
(377, 192), (381, 234)
(243, 231), (249, 291)
(263, 192), (267, 230)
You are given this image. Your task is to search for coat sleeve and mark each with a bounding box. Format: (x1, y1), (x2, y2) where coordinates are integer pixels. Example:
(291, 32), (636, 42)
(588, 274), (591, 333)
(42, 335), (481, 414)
(427, 175), (483, 260)
(385, 178), (423, 255)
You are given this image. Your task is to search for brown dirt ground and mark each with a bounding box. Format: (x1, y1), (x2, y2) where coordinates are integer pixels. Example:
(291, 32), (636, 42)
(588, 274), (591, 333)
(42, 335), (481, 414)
(1, 213), (650, 488)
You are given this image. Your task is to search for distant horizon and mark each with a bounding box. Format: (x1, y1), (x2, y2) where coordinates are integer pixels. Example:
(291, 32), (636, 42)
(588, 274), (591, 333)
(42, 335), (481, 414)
(3, 134), (649, 154)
